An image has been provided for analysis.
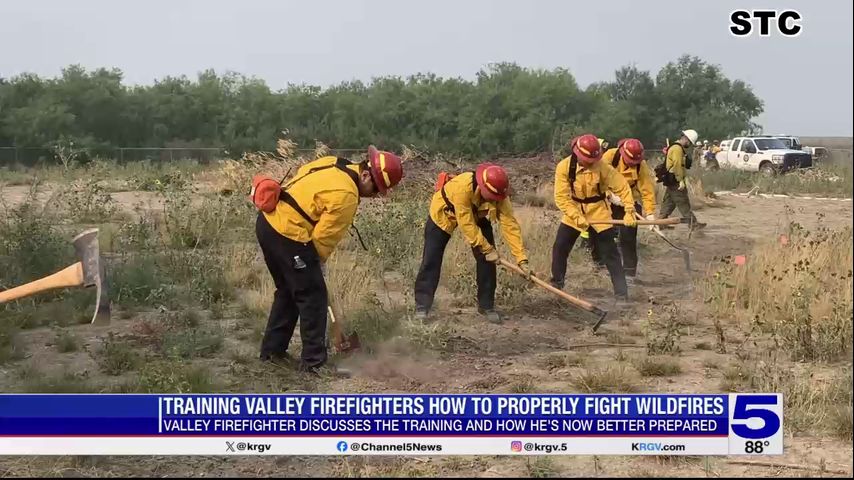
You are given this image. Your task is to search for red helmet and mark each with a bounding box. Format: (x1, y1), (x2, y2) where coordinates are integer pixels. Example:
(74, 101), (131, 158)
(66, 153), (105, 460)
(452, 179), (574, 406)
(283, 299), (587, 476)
(475, 163), (509, 201)
(572, 134), (603, 166)
(620, 138), (644, 166)
(367, 145), (403, 195)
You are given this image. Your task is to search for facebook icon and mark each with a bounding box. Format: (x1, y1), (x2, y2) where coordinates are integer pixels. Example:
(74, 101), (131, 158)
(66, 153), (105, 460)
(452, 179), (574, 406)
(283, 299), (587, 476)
(336, 441), (348, 452)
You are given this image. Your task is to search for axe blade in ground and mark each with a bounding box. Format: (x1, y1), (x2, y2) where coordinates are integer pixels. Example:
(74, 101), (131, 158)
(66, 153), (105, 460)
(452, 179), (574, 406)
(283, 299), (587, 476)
(335, 333), (362, 354)
(72, 228), (111, 325)
(328, 305), (361, 354)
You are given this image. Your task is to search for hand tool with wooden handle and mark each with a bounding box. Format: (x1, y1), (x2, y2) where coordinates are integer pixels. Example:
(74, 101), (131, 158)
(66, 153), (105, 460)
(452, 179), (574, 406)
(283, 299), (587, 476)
(589, 217), (681, 226)
(498, 258), (608, 331)
(0, 228), (110, 325)
(327, 291), (361, 354)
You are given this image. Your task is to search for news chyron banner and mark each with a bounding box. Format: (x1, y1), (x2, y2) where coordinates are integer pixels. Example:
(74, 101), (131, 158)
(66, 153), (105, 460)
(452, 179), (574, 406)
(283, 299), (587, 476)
(0, 394), (782, 456)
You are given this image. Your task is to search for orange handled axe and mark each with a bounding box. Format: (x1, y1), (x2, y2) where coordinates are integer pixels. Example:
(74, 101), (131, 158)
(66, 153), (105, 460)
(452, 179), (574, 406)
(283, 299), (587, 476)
(0, 228), (110, 325)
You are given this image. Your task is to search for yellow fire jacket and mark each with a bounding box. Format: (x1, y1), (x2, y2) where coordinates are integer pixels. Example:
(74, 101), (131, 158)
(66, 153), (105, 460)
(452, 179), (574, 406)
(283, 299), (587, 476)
(666, 144), (688, 183)
(602, 148), (656, 215)
(554, 155), (635, 233)
(429, 172), (528, 264)
(262, 156), (360, 261)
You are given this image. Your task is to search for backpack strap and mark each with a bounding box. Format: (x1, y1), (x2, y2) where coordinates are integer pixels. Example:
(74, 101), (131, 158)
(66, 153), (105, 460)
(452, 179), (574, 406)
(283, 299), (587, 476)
(280, 158), (361, 226)
(441, 171), (479, 215)
(567, 154), (605, 205)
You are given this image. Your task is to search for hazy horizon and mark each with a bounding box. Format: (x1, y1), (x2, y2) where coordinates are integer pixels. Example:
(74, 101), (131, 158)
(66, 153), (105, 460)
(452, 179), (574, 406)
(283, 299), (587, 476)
(2, 0), (852, 136)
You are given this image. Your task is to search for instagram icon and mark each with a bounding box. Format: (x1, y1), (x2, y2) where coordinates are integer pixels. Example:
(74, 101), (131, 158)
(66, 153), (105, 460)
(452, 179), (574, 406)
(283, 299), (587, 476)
(511, 441), (523, 452)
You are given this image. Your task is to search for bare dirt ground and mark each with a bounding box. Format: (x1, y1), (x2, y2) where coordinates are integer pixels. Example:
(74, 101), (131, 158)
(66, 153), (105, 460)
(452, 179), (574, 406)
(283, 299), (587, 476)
(0, 183), (852, 478)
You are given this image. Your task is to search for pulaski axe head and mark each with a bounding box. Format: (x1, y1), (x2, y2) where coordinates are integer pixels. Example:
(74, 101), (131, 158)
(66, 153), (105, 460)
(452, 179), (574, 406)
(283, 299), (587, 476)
(72, 228), (111, 325)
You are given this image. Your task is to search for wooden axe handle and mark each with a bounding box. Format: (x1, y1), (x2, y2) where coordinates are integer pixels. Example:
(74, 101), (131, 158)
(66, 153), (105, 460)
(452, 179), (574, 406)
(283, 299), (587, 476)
(590, 217), (680, 226)
(498, 259), (603, 314)
(0, 263), (84, 303)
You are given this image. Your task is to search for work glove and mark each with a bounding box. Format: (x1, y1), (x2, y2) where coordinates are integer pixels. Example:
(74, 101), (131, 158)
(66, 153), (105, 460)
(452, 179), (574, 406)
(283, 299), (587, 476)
(484, 249), (500, 263)
(678, 179), (687, 191)
(607, 191), (623, 207)
(518, 260), (533, 280)
(623, 212), (637, 228)
(646, 214), (657, 231)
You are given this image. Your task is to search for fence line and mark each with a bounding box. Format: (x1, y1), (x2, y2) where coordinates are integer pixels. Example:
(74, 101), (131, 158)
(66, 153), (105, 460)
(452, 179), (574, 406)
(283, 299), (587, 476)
(1, 145), (851, 168)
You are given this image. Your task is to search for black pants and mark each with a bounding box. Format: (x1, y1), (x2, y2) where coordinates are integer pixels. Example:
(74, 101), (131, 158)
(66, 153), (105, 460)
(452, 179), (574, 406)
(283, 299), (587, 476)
(414, 216), (497, 312)
(255, 213), (328, 369)
(591, 204), (642, 277)
(551, 222), (628, 297)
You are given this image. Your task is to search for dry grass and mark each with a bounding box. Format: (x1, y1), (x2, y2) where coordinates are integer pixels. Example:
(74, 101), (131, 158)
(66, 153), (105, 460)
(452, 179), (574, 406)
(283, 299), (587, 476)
(721, 356), (853, 439)
(704, 220), (853, 361)
(519, 181), (556, 209)
(633, 355), (683, 377)
(54, 328), (80, 353)
(572, 365), (639, 393)
(209, 132), (306, 195)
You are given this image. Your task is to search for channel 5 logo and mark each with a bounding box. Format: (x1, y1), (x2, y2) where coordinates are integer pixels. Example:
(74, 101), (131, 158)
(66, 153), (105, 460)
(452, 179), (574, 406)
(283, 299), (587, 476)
(510, 441), (523, 452)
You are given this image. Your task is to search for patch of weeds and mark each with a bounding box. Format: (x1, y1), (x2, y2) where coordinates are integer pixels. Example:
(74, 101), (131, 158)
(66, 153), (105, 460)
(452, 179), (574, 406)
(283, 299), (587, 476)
(21, 371), (96, 393)
(162, 188), (241, 249)
(633, 356), (683, 377)
(133, 361), (216, 393)
(403, 320), (456, 353)
(0, 323), (26, 364)
(111, 256), (175, 307)
(344, 304), (406, 353)
(719, 362), (752, 392)
(57, 178), (119, 223)
(160, 325), (225, 359)
(162, 310), (202, 329)
(526, 457), (559, 478)
(509, 378), (535, 393)
(538, 352), (584, 371)
(96, 333), (141, 375)
(0, 199), (71, 285)
(702, 357), (721, 370)
(644, 304), (684, 355)
(15, 361), (40, 380)
(695, 341), (712, 351)
(572, 365), (638, 393)
(54, 328), (80, 353)
(604, 330), (637, 345)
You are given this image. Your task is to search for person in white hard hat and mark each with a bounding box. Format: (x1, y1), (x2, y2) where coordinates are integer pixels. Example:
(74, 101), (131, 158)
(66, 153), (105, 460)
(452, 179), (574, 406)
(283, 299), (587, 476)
(658, 129), (706, 230)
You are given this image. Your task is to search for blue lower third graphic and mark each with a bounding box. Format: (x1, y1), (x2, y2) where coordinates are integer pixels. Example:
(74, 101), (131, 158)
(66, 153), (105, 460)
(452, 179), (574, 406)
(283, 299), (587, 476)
(337, 441), (348, 452)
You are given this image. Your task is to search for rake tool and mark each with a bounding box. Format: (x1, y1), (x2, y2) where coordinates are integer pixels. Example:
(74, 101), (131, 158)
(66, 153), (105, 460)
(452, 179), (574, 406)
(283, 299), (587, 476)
(636, 213), (693, 286)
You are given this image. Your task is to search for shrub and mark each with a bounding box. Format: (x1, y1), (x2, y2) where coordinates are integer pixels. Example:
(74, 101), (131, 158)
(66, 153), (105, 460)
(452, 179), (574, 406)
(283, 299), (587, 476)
(704, 222), (853, 361)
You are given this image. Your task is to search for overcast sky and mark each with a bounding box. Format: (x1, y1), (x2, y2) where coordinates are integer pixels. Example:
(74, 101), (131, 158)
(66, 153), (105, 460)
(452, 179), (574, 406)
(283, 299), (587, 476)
(1, 0), (851, 136)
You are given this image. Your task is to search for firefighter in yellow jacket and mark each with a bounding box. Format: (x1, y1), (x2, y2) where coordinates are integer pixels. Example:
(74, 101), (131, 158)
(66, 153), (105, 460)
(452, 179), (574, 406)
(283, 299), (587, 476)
(255, 146), (403, 372)
(414, 164), (529, 324)
(658, 129), (705, 229)
(550, 134), (637, 301)
(591, 139), (656, 282)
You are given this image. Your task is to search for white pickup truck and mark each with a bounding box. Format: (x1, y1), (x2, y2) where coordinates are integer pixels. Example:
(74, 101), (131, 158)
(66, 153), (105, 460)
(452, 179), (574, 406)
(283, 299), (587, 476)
(715, 136), (813, 175)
